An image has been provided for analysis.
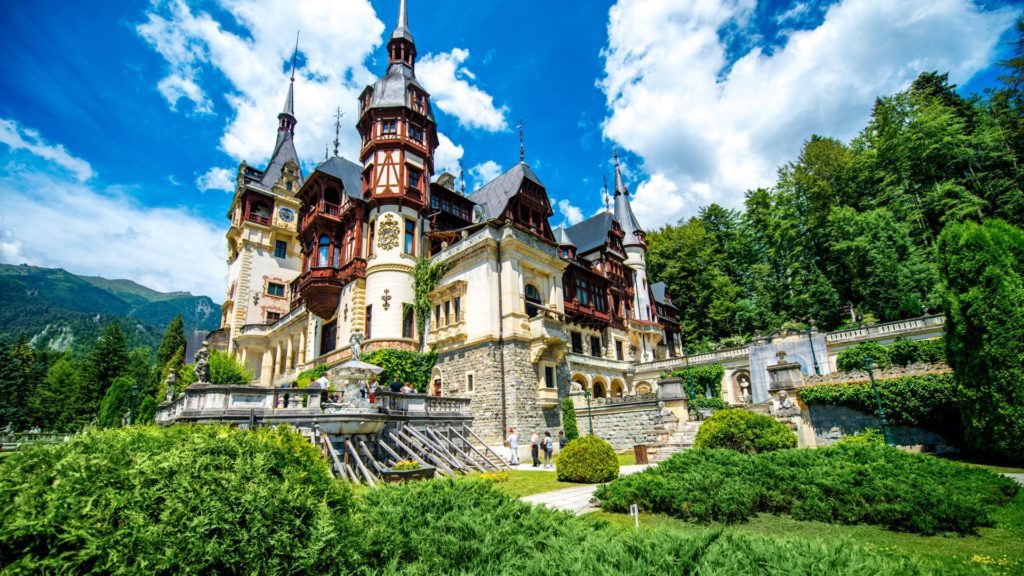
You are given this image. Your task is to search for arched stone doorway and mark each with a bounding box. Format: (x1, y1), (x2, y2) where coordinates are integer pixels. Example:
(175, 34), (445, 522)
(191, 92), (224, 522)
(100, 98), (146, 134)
(610, 378), (626, 398)
(634, 381), (652, 395)
(592, 376), (608, 399)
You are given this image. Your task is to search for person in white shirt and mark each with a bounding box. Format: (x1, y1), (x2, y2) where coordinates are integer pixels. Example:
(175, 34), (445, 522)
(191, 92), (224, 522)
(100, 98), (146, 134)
(530, 430), (540, 467)
(507, 428), (519, 465)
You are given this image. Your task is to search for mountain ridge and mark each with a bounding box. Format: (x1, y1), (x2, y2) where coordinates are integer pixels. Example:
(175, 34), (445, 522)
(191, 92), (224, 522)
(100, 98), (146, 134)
(0, 263), (221, 352)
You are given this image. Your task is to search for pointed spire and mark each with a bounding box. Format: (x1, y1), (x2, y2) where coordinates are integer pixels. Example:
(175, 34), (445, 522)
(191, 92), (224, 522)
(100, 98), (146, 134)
(518, 119), (525, 163)
(459, 158), (466, 194)
(281, 32), (299, 119)
(613, 150), (629, 197)
(333, 107), (343, 157)
(392, 0), (414, 42)
(325, 144), (329, 161)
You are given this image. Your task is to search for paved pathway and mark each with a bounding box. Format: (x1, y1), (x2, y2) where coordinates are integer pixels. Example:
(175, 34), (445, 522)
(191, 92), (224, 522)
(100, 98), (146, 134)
(520, 464), (651, 515)
(1006, 473), (1024, 485)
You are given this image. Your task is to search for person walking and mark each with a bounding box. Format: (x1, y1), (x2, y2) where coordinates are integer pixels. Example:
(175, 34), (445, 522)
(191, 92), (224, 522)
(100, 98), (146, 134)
(530, 430), (540, 467)
(542, 431), (554, 468)
(558, 430), (567, 451)
(507, 428), (519, 465)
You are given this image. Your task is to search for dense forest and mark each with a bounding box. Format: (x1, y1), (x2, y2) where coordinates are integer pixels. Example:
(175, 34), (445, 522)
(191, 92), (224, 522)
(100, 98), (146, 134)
(647, 22), (1024, 349)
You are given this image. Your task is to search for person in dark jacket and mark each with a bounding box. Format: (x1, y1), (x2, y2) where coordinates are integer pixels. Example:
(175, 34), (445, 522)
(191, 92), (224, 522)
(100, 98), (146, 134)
(390, 379), (402, 393)
(558, 430), (567, 450)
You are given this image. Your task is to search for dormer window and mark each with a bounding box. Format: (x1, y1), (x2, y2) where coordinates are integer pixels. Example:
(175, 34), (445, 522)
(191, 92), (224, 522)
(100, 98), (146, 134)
(382, 120), (397, 134)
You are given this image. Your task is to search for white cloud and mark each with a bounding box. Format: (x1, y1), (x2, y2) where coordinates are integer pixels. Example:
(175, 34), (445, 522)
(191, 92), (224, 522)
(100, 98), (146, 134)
(555, 198), (584, 226)
(418, 48), (508, 131)
(469, 160), (502, 191)
(433, 132), (464, 178)
(196, 166), (235, 193)
(0, 165), (226, 299)
(601, 0), (1017, 228)
(139, 0), (506, 186)
(0, 118), (95, 181)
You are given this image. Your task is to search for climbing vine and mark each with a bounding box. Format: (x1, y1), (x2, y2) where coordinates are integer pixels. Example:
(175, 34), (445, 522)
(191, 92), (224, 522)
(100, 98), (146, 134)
(413, 257), (450, 338)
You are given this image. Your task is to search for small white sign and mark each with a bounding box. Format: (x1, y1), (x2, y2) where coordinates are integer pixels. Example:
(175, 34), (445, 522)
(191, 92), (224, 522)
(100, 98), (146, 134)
(629, 503), (639, 528)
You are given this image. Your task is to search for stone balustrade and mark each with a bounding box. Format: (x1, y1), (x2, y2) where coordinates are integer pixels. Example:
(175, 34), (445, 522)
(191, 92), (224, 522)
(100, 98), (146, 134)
(155, 384), (323, 424)
(377, 391), (471, 416)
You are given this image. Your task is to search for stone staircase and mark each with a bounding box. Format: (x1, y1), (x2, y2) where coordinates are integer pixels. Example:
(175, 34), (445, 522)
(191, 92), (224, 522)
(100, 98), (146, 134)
(645, 417), (703, 463)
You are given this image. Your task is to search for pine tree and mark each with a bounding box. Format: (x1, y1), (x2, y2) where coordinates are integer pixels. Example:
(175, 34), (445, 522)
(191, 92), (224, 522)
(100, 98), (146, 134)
(156, 315), (186, 370)
(97, 376), (137, 428)
(937, 219), (1024, 463)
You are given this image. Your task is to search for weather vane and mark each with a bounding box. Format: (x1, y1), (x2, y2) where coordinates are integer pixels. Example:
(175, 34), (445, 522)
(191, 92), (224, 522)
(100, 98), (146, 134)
(333, 107), (344, 157)
(518, 119), (524, 163)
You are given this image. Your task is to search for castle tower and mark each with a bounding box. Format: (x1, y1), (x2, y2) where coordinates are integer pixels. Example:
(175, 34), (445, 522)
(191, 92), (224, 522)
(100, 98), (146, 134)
(613, 153), (660, 361)
(355, 0), (439, 348)
(221, 42), (304, 370)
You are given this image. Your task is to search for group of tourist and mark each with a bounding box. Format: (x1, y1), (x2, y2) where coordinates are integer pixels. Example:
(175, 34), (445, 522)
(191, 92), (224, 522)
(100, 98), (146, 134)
(505, 428), (566, 468)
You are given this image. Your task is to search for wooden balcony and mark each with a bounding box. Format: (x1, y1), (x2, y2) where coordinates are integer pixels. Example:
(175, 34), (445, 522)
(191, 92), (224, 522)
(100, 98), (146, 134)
(296, 259), (367, 319)
(246, 213), (272, 226)
(300, 201), (342, 230)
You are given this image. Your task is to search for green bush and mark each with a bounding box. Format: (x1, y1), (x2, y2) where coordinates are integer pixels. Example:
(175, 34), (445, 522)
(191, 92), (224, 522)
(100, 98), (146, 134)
(360, 348), (437, 392)
(0, 426), (353, 574)
(670, 363), (725, 398)
(688, 397), (727, 411)
(96, 376), (136, 428)
(836, 341), (891, 371)
(595, 445), (1018, 535)
(209, 349), (253, 386)
(296, 363), (329, 388)
(937, 219), (1024, 464)
(799, 373), (961, 441)
(555, 435), (619, 483)
(834, 428), (886, 446)
(887, 337), (945, 366)
(693, 409), (797, 454)
(354, 478), (938, 575)
(560, 396), (579, 441)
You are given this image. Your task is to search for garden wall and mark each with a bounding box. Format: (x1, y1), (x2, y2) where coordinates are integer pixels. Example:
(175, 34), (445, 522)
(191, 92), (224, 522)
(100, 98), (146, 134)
(806, 403), (954, 452)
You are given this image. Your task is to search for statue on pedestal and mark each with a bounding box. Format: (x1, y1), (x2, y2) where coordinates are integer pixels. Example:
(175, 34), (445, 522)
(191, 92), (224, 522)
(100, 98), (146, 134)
(164, 369), (177, 402)
(350, 332), (364, 361)
(194, 341), (211, 384)
(771, 389), (800, 418)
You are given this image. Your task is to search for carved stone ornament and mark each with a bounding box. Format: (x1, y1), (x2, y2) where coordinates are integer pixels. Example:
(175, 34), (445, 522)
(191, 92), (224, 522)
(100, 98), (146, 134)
(377, 213), (400, 251)
(382, 289), (392, 311)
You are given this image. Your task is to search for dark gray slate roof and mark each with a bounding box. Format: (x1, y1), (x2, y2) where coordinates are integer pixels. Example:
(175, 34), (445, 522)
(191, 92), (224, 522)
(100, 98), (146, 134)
(391, 0), (413, 42)
(553, 225), (576, 247)
(651, 281), (668, 305)
(613, 160), (643, 247)
(260, 129), (303, 189)
(315, 156), (363, 200)
(467, 162), (544, 220)
(565, 212), (615, 254)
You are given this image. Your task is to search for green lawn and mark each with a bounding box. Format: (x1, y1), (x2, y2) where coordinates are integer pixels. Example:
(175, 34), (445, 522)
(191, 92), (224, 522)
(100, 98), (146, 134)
(486, 470), (584, 497)
(616, 451), (637, 466)
(590, 490), (1024, 575)
(936, 453), (1024, 475)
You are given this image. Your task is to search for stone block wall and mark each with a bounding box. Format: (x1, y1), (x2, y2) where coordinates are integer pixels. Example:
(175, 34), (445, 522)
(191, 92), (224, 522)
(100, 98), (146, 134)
(585, 402), (663, 451)
(807, 403), (954, 452)
(436, 339), (564, 444)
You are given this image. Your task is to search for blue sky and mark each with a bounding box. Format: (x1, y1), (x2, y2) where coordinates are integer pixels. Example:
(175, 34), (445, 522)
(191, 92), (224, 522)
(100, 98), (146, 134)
(0, 0), (1020, 299)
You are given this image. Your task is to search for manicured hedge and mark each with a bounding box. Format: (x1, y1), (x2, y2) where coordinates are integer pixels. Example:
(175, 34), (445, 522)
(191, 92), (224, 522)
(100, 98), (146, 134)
(560, 396), (579, 441)
(836, 341), (892, 371)
(0, 426), (352, 574)
(799, 373), (960, 440)
(595, 445), (1018, 535)
(556, 435), (619, 483)
(353, 478), (943, 575)
(693, 409), (797, 454)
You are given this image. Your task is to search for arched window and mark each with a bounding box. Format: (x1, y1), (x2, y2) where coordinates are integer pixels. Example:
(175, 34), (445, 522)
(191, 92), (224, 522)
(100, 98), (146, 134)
(525, 284), (542, 317)
(593, 381), (606, 399)
(318, 235), (330, 268)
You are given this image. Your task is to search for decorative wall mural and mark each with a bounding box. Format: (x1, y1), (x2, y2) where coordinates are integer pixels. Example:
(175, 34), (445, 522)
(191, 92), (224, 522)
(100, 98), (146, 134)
(378, 213), (400, 250)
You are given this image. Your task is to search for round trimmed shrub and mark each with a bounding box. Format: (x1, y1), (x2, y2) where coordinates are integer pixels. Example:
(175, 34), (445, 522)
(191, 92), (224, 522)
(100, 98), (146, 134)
(0, 425), (353, 574)
(836, 341), (891, 372)
(555, 435), (619, 483)
(693, 409), (797, 454)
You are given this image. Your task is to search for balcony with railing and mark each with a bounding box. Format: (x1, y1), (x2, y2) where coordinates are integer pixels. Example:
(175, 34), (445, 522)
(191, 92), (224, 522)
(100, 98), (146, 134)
(377, 391), (472, 417)
(429, 311), (466, 345)
(300, 201), (342, 230)
(246, 213), (272, 226)
(296, 259), (367, 319)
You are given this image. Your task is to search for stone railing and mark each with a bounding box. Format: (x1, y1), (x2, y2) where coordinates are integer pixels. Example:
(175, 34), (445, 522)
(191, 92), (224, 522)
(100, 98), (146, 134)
(825, 315), (946, 344)
(593, 392), (659, 406)
(377, 391), (471, 416)
(156, 384), (323, 424)
(637, 345), (747, 374)
(565, 352), (632, 373)
(270, 303), (306, 329)
(529, 311), (568, 342)
(239, 323), (271, 337)
(803, 362), (951, 386)
(0, 432), (74, 449)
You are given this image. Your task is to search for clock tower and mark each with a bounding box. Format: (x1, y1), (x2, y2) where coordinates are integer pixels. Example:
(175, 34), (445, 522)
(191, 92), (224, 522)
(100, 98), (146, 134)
(221, 44), (304, 365)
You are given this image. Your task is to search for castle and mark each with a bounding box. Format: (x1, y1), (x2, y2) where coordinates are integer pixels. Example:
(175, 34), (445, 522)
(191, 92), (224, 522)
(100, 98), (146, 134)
(212, 0), (686, 442)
